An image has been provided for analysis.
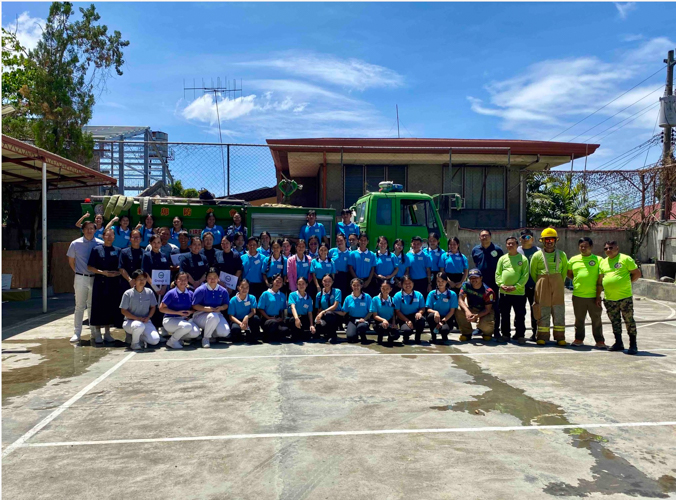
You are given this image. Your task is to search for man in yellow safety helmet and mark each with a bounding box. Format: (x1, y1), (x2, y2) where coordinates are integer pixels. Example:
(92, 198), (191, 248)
(529, 228), (569, 345)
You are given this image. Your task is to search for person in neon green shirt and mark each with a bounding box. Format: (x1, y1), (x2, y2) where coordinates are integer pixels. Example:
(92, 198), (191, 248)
(567, 237), (606, 348)
(529, 228), (568, 345)
(597, 240), (641, 355)
(495, 236), (530, 344)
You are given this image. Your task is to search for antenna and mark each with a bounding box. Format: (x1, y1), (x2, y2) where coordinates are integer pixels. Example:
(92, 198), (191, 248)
(396, 105), (400, 139)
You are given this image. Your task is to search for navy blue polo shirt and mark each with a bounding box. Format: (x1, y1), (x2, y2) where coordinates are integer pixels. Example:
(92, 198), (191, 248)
(471, 243), (504, 285)
(180, 252), (209, 281)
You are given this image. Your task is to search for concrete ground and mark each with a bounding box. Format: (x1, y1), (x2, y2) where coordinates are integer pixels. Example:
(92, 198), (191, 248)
(2, 292), (676, 499)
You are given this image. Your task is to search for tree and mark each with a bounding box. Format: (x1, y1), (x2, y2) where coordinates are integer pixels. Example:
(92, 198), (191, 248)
(527, 174), (599, 228)
(171, 180), (198, 199)
(2, 2), (129, 163)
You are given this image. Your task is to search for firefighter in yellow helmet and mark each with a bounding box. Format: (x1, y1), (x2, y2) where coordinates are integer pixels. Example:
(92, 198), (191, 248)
(529, 228), (568, 345)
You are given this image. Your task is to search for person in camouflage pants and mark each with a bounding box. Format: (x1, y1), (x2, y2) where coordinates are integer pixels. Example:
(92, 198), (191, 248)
(603, 297), (637, 339)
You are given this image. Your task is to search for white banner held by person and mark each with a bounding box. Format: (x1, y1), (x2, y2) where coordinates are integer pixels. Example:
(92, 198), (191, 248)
(152, 269), (171, 286)
(219, 271), (238, 289)
(170, 254), (182, 267)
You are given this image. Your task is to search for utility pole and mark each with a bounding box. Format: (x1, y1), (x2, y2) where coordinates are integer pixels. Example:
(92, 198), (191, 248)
(661, 50), (674, 220)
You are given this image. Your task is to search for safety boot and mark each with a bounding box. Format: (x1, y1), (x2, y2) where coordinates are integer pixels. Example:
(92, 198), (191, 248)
(626, 335), (638, 355)
(609, 333), (625, 352)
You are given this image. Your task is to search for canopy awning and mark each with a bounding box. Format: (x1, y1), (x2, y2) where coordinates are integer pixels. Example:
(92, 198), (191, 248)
(2, 135), (117, 191)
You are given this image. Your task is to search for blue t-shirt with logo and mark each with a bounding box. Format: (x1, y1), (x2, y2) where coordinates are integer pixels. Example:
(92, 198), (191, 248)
(375, 251), (398, 277)
(342, 293), (372, 318)
(288, 291), (313, 316)
(441, 251), (468, 275)
(315, 288), (342, 311)
(393, 290), (425, 315)
(241, 252), (264, 283)
(201, 225), (226, 246)
(229, 294), (257, 320)
(425, 289), (459, 317)
(310, 259), (335, 281)
(370, 294), (396, 321)
(258, 290), (287, 317)
(299, 223), (326, 243)
(349, 249), (377, 279)
(406, 251), (431, 280)
(329, 248), (351, 273)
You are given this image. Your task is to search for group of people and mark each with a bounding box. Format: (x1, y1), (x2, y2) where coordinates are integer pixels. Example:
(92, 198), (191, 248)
(68, 209), (641, 354)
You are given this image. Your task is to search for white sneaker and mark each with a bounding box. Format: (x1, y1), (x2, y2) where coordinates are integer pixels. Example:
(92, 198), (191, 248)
(130, 343), (143, 351)
(166, 337), (183, 350)
(104, 332), (116, 343)
(202, 338), (211, 348)
(70, 333), (81, 343)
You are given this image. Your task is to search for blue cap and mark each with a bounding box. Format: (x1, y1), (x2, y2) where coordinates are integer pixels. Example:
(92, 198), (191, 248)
(468, 268), (482, 278)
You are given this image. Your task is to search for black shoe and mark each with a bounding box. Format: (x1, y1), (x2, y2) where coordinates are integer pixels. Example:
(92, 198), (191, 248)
(377, 335), (384, 344)
(441, 333), (448, 342)
(389, 334), (400, 343)
(360, 334), (367, 343)
(516, 337), (527, 345)
(403, 335), (411, 343)
(494, 334), (508, 343)
(529, 334), (537, 342)
(430, 333), (437, 343)
(609, 343), (625, 352)
(626, 346), (638, 355)
(415, 334), (421, 344)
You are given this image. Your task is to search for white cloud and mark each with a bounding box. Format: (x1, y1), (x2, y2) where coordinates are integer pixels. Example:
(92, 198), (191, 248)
(240, 53), (404, 91)
(621, 33), (644, 42)
(182, 94), (257, 124)
(615, 2), (637, 19)
(2, 12), (44, 50)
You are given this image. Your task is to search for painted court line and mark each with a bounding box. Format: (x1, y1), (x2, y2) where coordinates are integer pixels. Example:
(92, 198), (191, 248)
(130, 348), (676, 363)
(21, 421), (676, 449)
(2, 352), (136, 458)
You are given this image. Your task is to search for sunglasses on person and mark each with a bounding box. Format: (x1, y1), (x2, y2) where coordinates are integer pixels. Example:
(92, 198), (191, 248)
(521, 235), (532, 240)
(604, 246), (616, 251)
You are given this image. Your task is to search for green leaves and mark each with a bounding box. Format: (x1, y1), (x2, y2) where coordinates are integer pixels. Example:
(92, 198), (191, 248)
(1, 2), (129, 164)
(527, 174), (599, 229)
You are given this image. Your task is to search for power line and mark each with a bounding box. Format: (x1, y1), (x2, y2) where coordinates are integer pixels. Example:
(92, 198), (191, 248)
(568, 84), (663, 142)
(548, 65), (666, 141)
(591, 102), (660, 143)
(594, 135), (660, 171)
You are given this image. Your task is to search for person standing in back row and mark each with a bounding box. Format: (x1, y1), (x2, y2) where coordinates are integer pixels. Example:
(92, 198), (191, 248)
(530, 228), (568, 346)
(597, 241), (641, 355)
(336, 208), (359, 240)
(495, 236), (530, 344)
(472, 229), (503, 339)
(567, 237), (606, 349)
(517, 229), (539, 340)
(299, 210), (328, 245)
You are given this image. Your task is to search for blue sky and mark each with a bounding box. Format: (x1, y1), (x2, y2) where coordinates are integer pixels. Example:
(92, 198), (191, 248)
(3, 2), (675, 177)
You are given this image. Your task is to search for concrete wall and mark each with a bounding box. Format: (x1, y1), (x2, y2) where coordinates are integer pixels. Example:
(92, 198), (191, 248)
(637, 221), (676, 263)
(448, 226), (633, 261)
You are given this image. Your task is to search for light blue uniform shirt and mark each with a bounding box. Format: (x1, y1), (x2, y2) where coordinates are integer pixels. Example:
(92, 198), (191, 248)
(241, 252), (264, 283)
(342, 293), (372, 318)
(336, 221), (359, 239)
(201, 225), (226, 246)
(370, 295), (396, 321)
(316, 288), (342, 311)
(375, 251), (398, 277)
(393, 253), (409, 278)
(295, 255), (312, 280)
(441, 251), (468, 275)
(426, 247), (444, 272)
(425, 289), (459, 317)
(329, 248), (351, 273)
(258, 247), (271, 258)
(262, 255), (287, 278)
(258, 290), (286, 317)
(288, 291), (313, 316)
(393, 290), (425, 315)
(310, 258), (335, 281)
(139, 227), (155, 248)
(111, 226), (131, 249)
(229, 294), (257, 320)
(94, 227), (105, 240)
(406, 251), (431, 280)
(349, 249), (376, 279)
(299, 223), (326, 243)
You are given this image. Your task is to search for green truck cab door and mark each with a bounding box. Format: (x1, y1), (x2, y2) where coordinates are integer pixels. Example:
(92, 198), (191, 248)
(396, 196), (446, 250)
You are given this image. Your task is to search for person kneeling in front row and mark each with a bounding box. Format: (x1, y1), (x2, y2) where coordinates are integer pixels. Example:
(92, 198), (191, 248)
(342, 278), (372, 343)
(370, 280), (400, 344)
(315, 274), (342, 342)
(258, 274), (290, 342)
(456, 269), (496, 342)
(120, 270), (161, 350)
(286, 277), (317, 341)
(426, 271), (458, 343)
(229, 279), (261, 343)
(159, 272), (201, 349)
(393, 275), (426, 343)
(192, 267), (231, 348)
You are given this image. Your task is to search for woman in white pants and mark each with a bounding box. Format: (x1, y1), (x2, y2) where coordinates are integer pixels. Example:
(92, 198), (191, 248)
(120, 270), (160, 350)
(192, 267), (231, 348)
(159, 272), (200, 350)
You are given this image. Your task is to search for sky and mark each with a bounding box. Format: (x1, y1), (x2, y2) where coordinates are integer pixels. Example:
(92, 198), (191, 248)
(2, 1), (676, 183)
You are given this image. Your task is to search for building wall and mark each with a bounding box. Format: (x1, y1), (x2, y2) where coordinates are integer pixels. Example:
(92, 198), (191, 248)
(326, 164), (343, 209)
(407, 164), (443, 195)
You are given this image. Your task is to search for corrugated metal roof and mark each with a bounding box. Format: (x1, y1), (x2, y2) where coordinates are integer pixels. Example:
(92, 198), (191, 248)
(83, 126), (150, 140)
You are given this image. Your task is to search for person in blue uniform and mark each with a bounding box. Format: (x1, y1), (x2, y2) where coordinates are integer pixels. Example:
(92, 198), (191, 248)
(76, 212), (105, 239)
(299, 210), (327, 244)
(336, 208), (359, 240)
(349, 232), (377, 297)
(425, 231), (444, 274)
(394, 275), (426, 343)
(471, 229), (504, 339)
(426, 271), (459, 343)
(107, 214), (132, 249)
(307, 235), (320, 260)
(342, 278), (372, 343)
(137, 214), (156, 248)
(286, 277), (316, 340)
(392, 238), (409, 295)
(86, 228), (122, 344)
(229, 279), (261, 343)
(201, 232), (220, 267)
(192, 267), (231, 348)
(169, 216), (185, 245)
(370, 280), (400, 344)
(406, 236), (431, 295)
(177, 231), (191, 255)
(217, 236), (243, 296)
(202, 212), (226, 245)
(226, 212), (247, 241)
(119, 230), (145, 293)
(159, 271), (201, 349)
(232, 232), (245, 254)
(374, 236), (399, 291)
(142, 234), (172, 330)
(440, 237), (468, 332)
(258, 274), (290, 341)
(315, 274), (342, 341)
(310, 243), (335, 296)
(348, 233), (359, 251)
(329, 233), (352, 304)
(263, 239), (287, 289)
(258, 231), (272, 258)
(180, 237), (209, 289)
(241, 236), (266, 299)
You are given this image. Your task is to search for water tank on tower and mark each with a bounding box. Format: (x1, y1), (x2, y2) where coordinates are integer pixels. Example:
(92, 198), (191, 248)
(150, 131), (169, 159)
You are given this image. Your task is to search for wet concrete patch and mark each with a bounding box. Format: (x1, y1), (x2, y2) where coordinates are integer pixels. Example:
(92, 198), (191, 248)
(2, 338), (114, 405)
